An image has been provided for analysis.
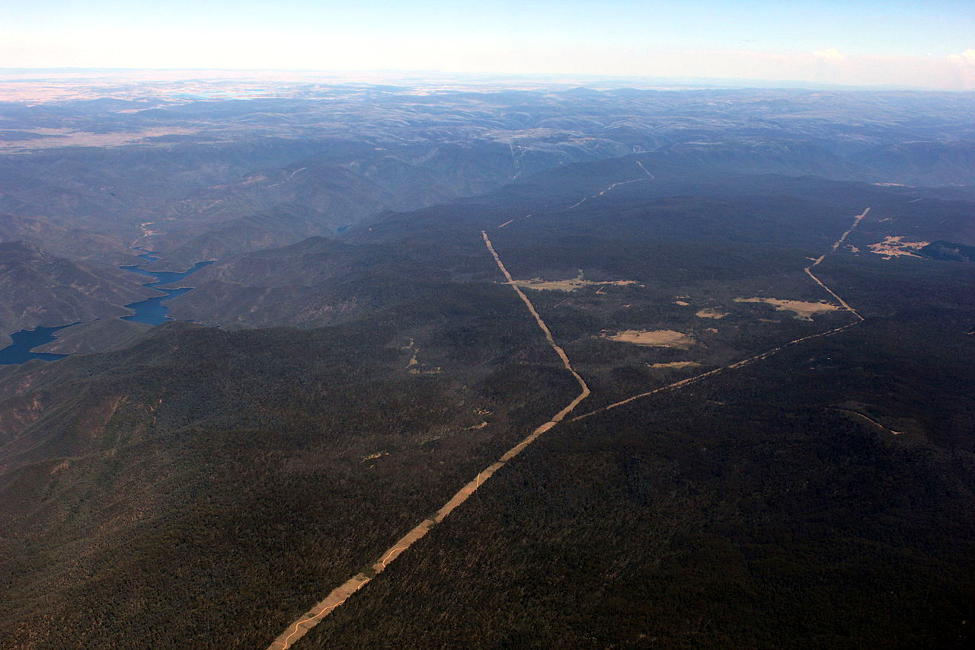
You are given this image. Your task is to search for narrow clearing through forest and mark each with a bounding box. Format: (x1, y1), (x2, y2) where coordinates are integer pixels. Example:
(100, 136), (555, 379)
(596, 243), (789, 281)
(573, 207), (869, 420)
(266, 233), (591, 650)
(267, 195), (870, 650)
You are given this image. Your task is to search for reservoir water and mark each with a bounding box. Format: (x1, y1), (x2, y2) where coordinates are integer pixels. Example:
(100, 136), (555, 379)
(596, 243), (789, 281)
(0, 323), (78, 365)
(120, 254), (213, 326)
(1, 249), (212, 365)
(132, 246), (160, 263)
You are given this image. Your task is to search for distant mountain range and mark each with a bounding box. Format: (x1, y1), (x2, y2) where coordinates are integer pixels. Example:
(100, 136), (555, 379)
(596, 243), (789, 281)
(1, 83), (973, 648)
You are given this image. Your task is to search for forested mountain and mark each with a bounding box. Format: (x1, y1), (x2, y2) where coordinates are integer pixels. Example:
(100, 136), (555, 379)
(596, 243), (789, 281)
(1, 80), (973, 648)
(0, 241), (151, 344)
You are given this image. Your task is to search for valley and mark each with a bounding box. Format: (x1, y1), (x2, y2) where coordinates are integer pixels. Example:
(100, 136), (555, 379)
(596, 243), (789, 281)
(118, 255), (213, 326)
(1, 79), (973, 649)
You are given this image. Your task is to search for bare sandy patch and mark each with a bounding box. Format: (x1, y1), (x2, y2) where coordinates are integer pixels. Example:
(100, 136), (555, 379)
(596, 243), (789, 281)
(868, 236), (929, 260)
(734, 297), (838, 321)
(49, 460), (71, 475)
(512, 269), (639, 292)
(602, 329), (696, 348)
(695, 308), (728, 319)
(648, 361), (701, 369)
(403, 338), (442, 375)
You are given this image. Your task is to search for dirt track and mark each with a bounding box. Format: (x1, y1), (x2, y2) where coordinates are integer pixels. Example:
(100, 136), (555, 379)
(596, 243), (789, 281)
(265, 233), (590, 650)
(573, 207), (870, 421)
(267, 207), (869, 649)
(803, 207), (868, 320)
(566, 160), (653, 210)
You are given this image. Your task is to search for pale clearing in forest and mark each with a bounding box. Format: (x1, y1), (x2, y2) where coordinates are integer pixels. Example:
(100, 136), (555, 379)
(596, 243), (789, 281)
(403, 338), (442, 375)
(695, 308), (728, 319)
(734, 297), (839, 321)
(602, 329), (696, 348)
(867, 236), (929, 259)
(511, 270), (638, 292)
(574, 208), (870, 425)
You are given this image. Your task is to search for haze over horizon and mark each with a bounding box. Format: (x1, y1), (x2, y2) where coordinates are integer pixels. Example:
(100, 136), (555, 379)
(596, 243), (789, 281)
(3, 2), (975, 648)
(2, 0), (974, 90)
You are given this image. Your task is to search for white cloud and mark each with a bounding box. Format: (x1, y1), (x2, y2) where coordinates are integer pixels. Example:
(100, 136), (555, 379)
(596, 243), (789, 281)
(946, 49), (975, 90)
(813, 48), (846, 63)
(2, 28), (974, 90)
(947, 48), (975, 66)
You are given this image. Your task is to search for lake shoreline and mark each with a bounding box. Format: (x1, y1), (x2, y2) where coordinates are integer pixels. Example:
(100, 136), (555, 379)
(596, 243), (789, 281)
(0, 248), (213, 364)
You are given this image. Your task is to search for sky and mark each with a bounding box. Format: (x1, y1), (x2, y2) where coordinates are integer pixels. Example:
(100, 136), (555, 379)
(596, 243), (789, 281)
(2, 1), (974, 89)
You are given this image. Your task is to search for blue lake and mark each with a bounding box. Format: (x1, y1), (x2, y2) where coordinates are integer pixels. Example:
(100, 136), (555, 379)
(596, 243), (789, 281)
(0, 323), (78, 365)
(131, 245), (161, 263)
(0, 251), (213, 365)
(120, 256), (213, 326)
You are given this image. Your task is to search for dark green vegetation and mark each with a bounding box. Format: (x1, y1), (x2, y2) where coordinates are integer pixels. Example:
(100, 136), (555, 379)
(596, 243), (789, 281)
(308, 319), (975, 649)
(921, 240), (975, 263)
(0, 308), (574, 648)
(1, 83), (974, 647)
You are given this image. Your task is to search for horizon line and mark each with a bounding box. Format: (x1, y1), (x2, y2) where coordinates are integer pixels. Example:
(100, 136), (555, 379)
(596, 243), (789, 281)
(1, 67), (972, 94)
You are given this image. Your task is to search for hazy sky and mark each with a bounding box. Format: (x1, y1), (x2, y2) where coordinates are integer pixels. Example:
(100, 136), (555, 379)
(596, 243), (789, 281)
(2, 1), (974, 89)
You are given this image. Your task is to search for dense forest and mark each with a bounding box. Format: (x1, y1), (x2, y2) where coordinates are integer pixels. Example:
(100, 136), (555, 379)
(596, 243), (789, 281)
(306, 313), (975, 649)
(2, 107), (974, 647)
